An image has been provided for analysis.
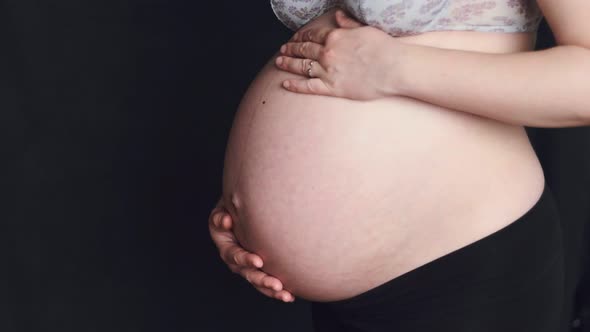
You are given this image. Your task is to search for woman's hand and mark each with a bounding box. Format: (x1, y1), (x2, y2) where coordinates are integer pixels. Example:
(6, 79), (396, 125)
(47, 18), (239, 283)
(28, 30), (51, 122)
(276, 9), (405, 100)
(208, 197), (295, 302)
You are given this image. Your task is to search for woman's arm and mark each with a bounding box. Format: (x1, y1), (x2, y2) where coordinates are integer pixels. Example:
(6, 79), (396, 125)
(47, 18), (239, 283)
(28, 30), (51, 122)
(393, 0), (590, 128)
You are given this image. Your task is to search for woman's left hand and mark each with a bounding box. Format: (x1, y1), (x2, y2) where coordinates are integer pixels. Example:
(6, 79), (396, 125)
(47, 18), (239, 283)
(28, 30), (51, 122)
(275, 9), (404, 100)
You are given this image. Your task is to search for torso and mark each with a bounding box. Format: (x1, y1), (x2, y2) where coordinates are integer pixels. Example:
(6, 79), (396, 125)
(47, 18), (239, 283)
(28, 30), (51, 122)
(221, 13), (545, 302)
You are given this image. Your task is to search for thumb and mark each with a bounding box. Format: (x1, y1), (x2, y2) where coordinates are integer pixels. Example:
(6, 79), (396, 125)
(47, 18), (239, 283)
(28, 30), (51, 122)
(335, 9), (363, 28)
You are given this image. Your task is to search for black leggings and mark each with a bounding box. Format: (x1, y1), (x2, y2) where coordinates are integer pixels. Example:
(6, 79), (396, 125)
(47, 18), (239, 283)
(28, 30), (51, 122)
(310, 182), (565, 332)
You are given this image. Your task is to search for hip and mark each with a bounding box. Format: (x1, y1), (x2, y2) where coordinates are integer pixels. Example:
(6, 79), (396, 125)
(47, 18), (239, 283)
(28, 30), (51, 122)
(310, 181), (565, 332)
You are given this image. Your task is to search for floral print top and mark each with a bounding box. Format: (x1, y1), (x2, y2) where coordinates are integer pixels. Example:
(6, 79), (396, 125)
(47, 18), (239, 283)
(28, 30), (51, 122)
(270, 0), (544, 37)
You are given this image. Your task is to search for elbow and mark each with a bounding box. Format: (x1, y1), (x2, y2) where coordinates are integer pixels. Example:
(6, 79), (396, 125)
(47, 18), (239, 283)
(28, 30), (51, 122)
(568, 45), (590, 126)
(565, 100), (590, 127)
(578, 106), (590, 126)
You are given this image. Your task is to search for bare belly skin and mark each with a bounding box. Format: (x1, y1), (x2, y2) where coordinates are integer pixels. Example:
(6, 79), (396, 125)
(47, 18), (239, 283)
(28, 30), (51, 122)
(221, 21), (545, 302)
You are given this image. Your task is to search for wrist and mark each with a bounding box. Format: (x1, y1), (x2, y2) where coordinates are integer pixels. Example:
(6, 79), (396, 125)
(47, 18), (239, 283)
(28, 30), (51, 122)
(385, 40), (416, 98)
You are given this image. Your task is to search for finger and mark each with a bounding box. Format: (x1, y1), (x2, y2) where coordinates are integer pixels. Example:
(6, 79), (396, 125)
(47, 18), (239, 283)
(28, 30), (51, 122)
(253, 284), (278, 299)
(240, 268), (283, 291)
(254, 285), (295, 302)
(299, 27), (334, 44)
(214, 212), (223, 228)
(209, 216), (264, 269)
(219, 213), (233, 230)
(210, 197), (228, 218)
(208, 210), (223, 229)
(282, 78), (333, 97)
(335, 9), (364, 28)
(277, 290), (296, 302)
(225, 243), (264, 268)
(274, 289), (296, 302)
(281, 40), (323, 60)
(208, 200), (227, 226)
(275, 56), (327, 78)
(209, 219), (241, 255)
(209, 210), (231, 230)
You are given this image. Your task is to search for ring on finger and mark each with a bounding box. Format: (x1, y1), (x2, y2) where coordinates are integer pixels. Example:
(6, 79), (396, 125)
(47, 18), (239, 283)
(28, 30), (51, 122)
(307, 59), (315, 78)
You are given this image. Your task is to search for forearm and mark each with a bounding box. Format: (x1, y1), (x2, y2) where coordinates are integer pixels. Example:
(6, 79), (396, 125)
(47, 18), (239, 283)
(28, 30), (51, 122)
(393, 42), (590, 128)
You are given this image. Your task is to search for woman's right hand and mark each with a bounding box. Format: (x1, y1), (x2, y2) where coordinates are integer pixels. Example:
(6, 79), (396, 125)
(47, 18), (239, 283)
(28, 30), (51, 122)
(208, 197), (295, 302)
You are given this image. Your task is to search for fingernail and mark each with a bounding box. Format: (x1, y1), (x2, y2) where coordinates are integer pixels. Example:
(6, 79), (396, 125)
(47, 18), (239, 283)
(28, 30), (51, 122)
(254, 259), (263, 268)
(275, 56), (283, 66)
(280, 44), (286, 53)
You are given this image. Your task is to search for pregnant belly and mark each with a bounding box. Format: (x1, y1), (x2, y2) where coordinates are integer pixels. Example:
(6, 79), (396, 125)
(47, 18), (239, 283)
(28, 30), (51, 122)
(221, 51), (545, 302)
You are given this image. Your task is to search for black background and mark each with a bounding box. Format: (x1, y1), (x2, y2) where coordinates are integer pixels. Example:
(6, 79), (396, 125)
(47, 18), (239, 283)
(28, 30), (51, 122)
(4, 1), (589, 331)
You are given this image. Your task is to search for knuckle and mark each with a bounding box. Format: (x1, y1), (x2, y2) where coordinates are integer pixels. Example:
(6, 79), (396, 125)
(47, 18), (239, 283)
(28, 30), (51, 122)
(239, 269), (249, 279)
(326, 29), (342, 42)
(232, 252), (241, 265)
(264, 278), (274, 288)
(278, 56), (286, 68)
(223, 249), (235, 263)
(260, 275), (270, 286)
(214, 213), (222, 226)
(245, 274), (257, 285)
(298, 42), (306, 53)
(253, 272), (266, 285)
(321, 47), (335, 61)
